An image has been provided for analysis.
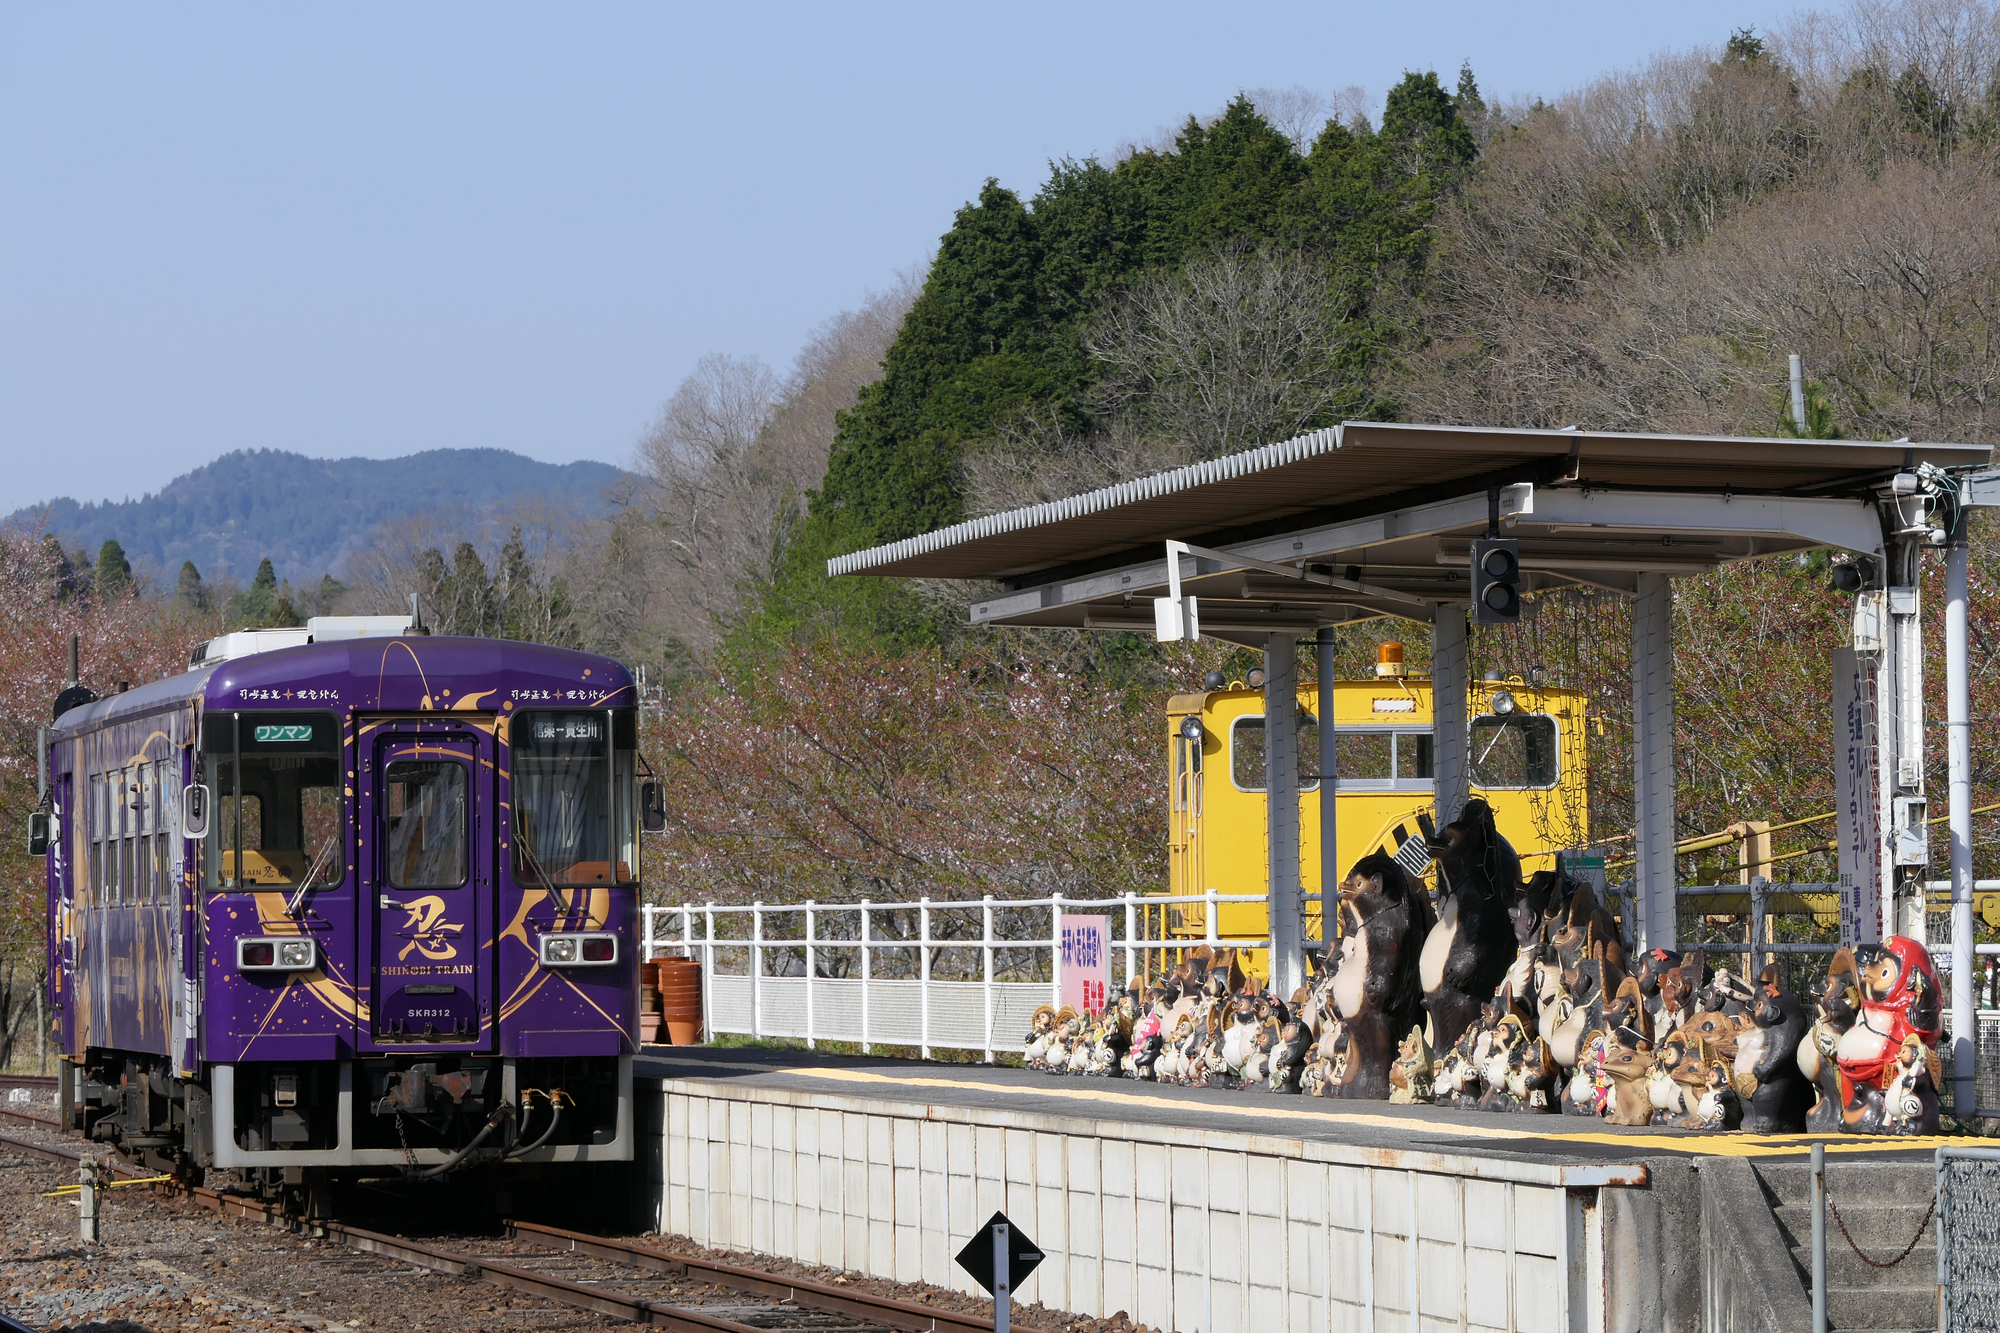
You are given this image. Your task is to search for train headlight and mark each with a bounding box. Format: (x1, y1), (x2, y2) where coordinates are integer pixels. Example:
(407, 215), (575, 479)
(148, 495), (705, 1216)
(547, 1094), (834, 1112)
(1489, 689), (1518, 716)
(237, 937), (316, 972)
(539, 932), (617, 967)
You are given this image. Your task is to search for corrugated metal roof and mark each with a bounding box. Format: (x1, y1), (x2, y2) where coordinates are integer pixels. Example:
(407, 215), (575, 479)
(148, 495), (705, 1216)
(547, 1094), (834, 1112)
(829, 421), (1991, 583)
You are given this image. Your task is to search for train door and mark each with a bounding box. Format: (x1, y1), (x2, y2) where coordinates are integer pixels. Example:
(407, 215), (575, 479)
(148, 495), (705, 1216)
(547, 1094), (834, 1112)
(357, 723), (493, 1051)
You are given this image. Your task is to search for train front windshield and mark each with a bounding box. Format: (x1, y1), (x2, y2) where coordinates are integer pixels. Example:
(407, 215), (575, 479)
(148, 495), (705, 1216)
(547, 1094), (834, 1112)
(511, 709), (637, 886)
(201, 712), (345, 890)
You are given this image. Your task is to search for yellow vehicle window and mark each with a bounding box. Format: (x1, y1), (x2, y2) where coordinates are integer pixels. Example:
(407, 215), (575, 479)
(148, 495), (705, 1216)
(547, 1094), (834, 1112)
(1337, 732), (1390, 780)
(1229, 714), (1320, 792)
(1471, 715), (1559, 789)
(1396, 732), (1434, 780)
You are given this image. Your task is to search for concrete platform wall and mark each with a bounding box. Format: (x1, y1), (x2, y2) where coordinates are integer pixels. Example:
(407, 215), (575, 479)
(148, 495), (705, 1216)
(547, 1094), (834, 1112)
(640, 1078), (1627, 1333)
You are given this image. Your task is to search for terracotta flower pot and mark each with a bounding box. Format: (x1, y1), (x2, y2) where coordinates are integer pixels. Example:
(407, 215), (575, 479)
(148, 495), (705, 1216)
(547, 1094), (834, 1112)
(657, 957), (703, 1045)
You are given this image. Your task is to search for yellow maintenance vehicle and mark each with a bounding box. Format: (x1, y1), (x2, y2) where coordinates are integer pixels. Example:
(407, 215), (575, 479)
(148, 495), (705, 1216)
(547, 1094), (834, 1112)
(1161, 642), (1592, 976)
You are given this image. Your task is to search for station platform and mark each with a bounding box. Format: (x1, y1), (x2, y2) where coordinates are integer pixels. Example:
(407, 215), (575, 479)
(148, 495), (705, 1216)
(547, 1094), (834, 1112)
(633, 1043), (1941, 1332)
(635, 1042), (1944, 1165)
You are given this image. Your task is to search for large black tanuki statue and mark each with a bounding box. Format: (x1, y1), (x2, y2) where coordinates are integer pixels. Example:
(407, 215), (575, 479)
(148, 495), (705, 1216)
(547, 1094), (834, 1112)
(1321, 851), (1436, 1099)
(1419, 799), (1522, 1056)
(1732, 963), (1812, 1134)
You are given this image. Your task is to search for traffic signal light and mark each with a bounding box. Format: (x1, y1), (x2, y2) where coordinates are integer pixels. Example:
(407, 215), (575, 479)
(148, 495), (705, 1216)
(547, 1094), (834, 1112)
(1470, 538), (1522, 623)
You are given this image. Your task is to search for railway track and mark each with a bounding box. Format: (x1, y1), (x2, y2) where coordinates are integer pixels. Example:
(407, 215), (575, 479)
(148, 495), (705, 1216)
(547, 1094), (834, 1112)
(0, 1129), (1037, 1333)
(0, 1074), (57, 1130)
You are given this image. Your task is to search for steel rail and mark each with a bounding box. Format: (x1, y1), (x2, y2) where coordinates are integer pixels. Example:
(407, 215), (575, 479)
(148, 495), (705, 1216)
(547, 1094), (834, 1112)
(0, 1104), (58, 1129)
(336, 1232), (766, 1332)
(507, 1219), (1037, 1333)
(1, 1130), (1018, 1333)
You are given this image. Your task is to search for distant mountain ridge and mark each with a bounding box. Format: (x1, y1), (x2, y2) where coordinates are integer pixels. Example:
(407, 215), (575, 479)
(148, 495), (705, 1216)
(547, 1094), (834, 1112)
(11, 448), (629, 584)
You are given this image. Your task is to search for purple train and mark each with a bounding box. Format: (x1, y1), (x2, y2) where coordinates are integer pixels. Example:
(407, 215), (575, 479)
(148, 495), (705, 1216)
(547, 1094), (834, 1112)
(34, 620), (655, 1193)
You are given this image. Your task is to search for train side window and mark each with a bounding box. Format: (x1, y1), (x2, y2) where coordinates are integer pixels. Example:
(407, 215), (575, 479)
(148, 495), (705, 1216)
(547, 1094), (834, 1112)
(134, 764), (150, 906)
(152, 759), (172, 902)
(87, 772), (102, 904)
(1470, 714), (1560, 789)
(1228, 714), (1320, 793)
(106, 769), (120, 906)
(384, 761), (467, 889)
(119, 766), (134, 907)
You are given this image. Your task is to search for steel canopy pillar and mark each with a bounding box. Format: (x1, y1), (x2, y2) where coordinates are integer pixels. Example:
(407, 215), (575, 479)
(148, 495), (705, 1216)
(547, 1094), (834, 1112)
(1632, 573), (1677, 951)
(1432, 606), (1470, 831)
(1317, 629), (1340, 939)
(1947, 511), (1976, 1116)
(1264, 633), (1304, 998)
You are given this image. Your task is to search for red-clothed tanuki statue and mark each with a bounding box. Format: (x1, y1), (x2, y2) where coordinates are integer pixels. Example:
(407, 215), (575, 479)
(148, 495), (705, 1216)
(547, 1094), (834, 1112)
(1825, 935), (1944, 1135)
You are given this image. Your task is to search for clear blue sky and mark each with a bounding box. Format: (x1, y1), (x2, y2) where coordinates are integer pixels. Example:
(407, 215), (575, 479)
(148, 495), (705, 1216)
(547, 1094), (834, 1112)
(1, 2), (1804, 514)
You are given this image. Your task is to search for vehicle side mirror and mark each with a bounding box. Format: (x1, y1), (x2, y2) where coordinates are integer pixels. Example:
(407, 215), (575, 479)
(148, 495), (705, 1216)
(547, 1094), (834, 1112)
(181, 783), (211, 839)
(640, 780), (666, 832)
(27, 811), (51, 857)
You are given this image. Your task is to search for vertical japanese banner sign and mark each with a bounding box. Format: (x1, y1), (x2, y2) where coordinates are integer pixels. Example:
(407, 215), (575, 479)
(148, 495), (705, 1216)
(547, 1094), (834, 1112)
(1833, 646), (1882, 948)
(1060, 916), (1109, 1015)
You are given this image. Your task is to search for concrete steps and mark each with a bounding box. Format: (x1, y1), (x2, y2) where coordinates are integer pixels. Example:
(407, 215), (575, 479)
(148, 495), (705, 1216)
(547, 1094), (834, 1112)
(1755, 1160), (1937, 1332)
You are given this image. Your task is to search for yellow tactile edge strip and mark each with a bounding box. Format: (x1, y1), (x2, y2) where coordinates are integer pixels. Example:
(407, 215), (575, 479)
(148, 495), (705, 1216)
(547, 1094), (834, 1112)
(640, 1053), (1957, 1160)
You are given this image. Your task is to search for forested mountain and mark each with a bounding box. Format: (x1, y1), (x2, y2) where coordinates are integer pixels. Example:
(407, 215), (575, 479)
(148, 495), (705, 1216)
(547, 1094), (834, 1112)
(14, 448), (626, 586)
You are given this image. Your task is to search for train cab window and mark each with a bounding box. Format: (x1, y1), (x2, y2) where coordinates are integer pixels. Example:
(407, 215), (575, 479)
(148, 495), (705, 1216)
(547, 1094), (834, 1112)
(512, 709), (638, 885)
(202, 712), (346, 890)
(1228, 713), (1321, 793)
(1470, 714), (1560, 789)
(384, 762), (467, 889)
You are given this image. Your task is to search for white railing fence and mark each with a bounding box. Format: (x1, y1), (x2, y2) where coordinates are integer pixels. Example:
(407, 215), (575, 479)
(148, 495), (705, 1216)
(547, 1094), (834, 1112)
(643, 880), (2000, 1088)
(642, 892), (1269, 1061)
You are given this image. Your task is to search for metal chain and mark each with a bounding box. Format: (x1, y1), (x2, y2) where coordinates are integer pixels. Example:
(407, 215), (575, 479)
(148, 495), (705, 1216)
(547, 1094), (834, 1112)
(393, 1106), (418, 1170)
(1827, 1175), (1937, 1269)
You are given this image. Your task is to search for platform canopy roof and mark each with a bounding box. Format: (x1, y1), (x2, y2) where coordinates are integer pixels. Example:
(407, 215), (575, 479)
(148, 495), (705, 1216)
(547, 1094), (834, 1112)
(829, 422), (1990, 643)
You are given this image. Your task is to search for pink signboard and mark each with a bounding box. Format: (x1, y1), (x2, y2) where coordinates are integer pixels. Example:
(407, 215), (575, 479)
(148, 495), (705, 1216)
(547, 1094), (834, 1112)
(1059, 914), (1109, 1015)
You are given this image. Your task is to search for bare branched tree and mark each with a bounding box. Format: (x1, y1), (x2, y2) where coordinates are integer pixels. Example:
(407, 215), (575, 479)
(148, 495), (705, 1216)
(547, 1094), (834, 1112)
(1330, 85), (1374, 134)
(607, 276), (920, 659)
(1086, 243), (1355, 460)
(959, 406), (1194, 519)
(1248, 86), (1331, 152)
(633, 351), (782, 641)
(1403, 1), (2000, 441)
